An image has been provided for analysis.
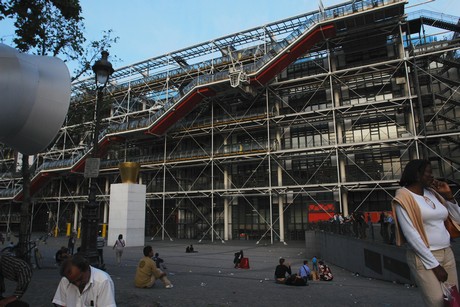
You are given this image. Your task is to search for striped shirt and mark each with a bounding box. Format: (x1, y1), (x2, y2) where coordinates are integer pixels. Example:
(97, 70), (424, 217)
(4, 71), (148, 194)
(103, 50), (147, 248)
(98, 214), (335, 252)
(0, 255), (33, 298)
(97, 236), (105, 249)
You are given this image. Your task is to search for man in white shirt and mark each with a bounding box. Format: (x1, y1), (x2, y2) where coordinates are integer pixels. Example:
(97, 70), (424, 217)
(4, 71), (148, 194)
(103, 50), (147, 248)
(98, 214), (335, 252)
(52, 255), (116, 307)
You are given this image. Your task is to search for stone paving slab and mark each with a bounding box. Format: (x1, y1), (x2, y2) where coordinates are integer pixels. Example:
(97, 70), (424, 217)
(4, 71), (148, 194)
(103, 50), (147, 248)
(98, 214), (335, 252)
(7, 235), (424, 306)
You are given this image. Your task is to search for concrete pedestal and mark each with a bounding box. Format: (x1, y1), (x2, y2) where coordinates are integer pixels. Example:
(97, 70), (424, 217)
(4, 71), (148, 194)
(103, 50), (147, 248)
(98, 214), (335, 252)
(108, 183), (146, 247)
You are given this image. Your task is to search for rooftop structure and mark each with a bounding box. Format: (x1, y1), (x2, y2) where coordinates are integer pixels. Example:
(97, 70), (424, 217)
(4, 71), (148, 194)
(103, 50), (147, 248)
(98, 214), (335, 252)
(0, 0), (459, 243)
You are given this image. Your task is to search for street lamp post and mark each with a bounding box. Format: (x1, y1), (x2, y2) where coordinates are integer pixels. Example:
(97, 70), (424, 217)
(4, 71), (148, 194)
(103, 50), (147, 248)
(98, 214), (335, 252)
(80, 51), (114, 267)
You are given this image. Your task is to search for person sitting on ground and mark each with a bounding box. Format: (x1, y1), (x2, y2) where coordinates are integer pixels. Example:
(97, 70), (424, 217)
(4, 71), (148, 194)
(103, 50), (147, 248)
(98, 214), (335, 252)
(135, 245), (173, 289)
(285, 273), (307, 286)
(233, 250), (243, 268)
(274, 258), (292, 283)
(0, 255), (32, 307)
(55, 246), (70, 266)
(318, 261), (333, 281)
(153, 252), (166, 270)
(190, 244), (196, 252)
(298, 260), (311, 282)
(185, 245), (190, 253)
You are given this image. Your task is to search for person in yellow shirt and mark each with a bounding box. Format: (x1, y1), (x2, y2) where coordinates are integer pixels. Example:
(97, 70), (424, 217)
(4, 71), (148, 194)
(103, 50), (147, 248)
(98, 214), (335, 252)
(134, 245), (173, 289)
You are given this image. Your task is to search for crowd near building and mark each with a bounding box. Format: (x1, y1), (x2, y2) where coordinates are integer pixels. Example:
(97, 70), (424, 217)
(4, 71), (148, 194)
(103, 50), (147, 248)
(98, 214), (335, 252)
(0, 0), (459, 244)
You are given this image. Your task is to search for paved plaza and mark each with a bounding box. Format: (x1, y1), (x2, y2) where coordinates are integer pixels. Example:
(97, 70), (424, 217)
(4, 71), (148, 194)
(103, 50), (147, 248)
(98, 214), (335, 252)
(8, 234), (424, 307)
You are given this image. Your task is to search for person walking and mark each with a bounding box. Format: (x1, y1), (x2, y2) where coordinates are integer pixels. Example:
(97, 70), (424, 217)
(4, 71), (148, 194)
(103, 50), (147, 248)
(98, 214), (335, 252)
(379, 211), (386, 241)
(97, 231), (105, 267)
(367, 213), (374, 240)
(392, 159), (460, 307)
(113, 234), (126, 266)
(386, 212), (396, 245)
(67, 233), (76, 255)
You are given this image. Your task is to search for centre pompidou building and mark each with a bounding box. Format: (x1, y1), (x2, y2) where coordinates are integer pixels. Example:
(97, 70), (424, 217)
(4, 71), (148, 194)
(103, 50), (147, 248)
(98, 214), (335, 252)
(0, 0), (459, 243)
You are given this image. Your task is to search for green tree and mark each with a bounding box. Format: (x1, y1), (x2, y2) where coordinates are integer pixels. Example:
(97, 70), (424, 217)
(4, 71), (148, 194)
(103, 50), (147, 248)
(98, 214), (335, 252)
(0, 0), (118, 261)
(1, 0), (83, 54)
(1, 0), (118, 80)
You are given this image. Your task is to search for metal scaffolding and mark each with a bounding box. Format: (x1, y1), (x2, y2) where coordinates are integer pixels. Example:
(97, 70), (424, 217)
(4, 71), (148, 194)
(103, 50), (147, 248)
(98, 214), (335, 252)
(1, 0), (460, 244)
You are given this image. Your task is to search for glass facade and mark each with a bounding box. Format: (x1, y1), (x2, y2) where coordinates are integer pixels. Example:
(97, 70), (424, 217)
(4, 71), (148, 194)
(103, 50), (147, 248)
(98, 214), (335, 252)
(1, 1), (459, 243)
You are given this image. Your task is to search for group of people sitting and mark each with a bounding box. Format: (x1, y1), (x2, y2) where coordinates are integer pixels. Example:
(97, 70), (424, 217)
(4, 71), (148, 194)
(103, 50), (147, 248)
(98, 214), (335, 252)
(185, 245), (197, 253)
(274, 258), (333, 286)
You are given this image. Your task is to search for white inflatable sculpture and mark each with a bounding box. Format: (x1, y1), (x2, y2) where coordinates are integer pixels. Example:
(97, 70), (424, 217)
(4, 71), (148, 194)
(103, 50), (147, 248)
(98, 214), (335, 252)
(0, 43), (71, 154)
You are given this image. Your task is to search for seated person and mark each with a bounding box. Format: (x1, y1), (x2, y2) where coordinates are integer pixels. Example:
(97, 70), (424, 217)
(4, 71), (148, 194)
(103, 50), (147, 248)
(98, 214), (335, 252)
(318, 261), (333, 281)
(274, 258), (291, 283)
(298, 260), (311, 282)
(153, 252), (165, 269)
(233, 250), (243, 268)
(135, 245), (173, 289)
(0, 255), (32, 306)
(55, 246), (69, 265)
(186, 245), (197, 253)
(285, 273), (307, 286)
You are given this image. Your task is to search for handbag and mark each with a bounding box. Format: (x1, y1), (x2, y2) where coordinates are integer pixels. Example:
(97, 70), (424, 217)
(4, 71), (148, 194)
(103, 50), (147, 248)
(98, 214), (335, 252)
(445, 216), (460, 238)
(443, 283), (460, 307)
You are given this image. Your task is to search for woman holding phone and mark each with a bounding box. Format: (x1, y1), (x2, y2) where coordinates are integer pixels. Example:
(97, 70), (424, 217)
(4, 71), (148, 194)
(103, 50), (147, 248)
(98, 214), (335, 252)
(392, 159), (460, 306)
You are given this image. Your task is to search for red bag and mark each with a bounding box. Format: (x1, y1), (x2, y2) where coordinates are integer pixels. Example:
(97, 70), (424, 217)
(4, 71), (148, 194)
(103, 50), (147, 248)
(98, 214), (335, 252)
(443, 283), (460, 307)
(239, 257), (250, 269)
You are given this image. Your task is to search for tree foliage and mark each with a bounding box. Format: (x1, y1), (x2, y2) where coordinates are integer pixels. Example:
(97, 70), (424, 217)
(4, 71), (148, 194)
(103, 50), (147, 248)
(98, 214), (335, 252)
(1, 0), (83, 55)
(0, 0), (119, 80)
(0, 0), (119, 261)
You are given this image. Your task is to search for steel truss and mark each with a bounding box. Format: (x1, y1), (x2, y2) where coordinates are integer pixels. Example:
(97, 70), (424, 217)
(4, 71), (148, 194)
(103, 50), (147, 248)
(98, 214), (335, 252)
(2, 0), (460, 244)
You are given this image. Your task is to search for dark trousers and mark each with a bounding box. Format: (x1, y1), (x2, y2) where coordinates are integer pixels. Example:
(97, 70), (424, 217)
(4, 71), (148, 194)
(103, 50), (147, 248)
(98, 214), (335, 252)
(98, 249), (104, 264)
(0, 296), (29, 307)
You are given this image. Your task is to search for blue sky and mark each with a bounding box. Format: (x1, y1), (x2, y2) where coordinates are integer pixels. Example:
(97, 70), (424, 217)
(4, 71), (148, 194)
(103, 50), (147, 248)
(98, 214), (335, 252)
(80, 0), (460, 70)
(2, 0), (460, 75)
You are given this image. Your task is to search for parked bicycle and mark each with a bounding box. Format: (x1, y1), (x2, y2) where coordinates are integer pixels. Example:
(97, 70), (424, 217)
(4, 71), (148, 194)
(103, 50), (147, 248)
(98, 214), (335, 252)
(0, 233), (51, 269)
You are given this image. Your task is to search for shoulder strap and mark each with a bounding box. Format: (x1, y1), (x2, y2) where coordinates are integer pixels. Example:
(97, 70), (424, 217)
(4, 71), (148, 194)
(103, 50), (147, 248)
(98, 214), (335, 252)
(392, 188), (429, 247)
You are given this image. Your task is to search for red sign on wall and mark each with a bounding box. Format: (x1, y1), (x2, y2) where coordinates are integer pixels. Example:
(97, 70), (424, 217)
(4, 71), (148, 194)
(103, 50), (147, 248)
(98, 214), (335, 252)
(308, 203), (335, 222)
